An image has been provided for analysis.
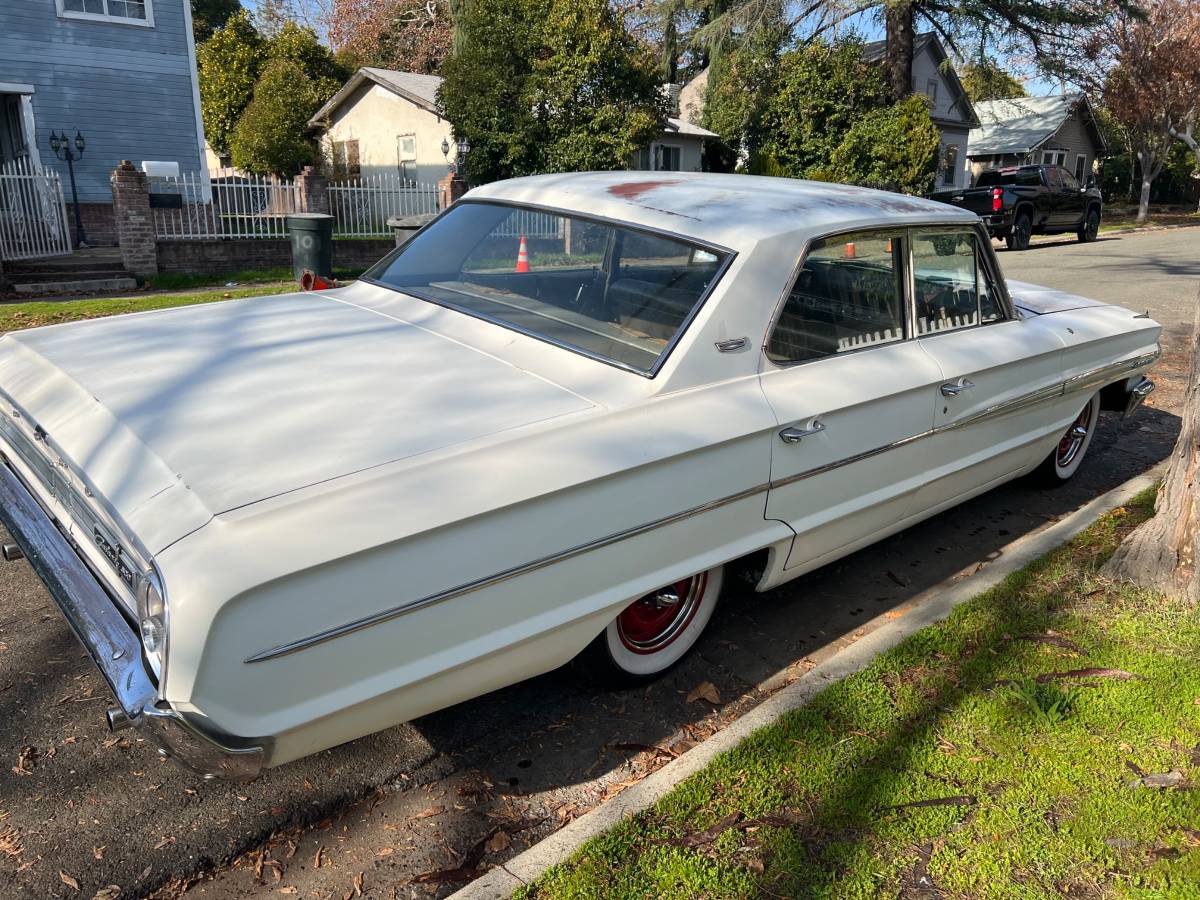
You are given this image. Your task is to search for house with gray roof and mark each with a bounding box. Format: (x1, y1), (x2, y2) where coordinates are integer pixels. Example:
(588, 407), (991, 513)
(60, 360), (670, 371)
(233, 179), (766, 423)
(967, 94), (1106, 186)
(309, 67), (717, 182)
(861, 33), (979, 189)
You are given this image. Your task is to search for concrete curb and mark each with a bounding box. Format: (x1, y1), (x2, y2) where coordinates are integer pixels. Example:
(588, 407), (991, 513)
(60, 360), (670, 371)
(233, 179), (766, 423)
(453, 466), (1164, 899)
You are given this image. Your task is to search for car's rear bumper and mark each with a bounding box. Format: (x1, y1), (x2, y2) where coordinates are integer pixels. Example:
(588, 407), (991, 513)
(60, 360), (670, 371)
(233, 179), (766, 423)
(0, 458), (267, 781)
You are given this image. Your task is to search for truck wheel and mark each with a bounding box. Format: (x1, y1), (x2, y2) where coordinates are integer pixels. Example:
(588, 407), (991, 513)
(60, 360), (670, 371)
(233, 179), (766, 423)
(1006, 212), (1032, 251)
(574, 565), (724, 687)
(1078, 209), (1100, 243)
(1033, 392), (1100, 486)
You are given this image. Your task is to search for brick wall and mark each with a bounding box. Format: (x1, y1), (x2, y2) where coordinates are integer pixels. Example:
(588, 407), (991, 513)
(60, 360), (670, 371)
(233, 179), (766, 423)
(68, 203), (118, 248)
(157, 237), (394, 275)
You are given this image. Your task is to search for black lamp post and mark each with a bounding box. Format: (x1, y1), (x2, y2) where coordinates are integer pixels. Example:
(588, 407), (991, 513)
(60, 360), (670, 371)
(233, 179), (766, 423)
(441, 136), (470, 174)
(49, 129), (87, 248)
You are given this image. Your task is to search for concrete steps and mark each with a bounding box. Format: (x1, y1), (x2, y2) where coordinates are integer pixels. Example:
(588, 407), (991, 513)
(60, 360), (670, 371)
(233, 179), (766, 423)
(3, 248), (137, 296)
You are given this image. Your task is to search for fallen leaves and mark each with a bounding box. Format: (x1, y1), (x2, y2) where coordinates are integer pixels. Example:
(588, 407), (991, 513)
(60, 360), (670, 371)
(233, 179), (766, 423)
(1018, 632), (1084, 654)
(12, 746), (35, 776)
(484, 830), (510, 854)
(59, 870), (79, 891)
(415, 804), (445, 819)
(686, 681), (721, 704)
(91, 887), (121, 900)
(1129, 769), (1187, 789)
(0, 825), (22, 858)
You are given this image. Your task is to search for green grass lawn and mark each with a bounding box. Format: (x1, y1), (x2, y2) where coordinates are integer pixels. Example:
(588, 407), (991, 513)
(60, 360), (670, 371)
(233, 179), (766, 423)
(520, 488), (1200, 899)
(1100, 211), (1200, 232)
(0, 283), (301, 333)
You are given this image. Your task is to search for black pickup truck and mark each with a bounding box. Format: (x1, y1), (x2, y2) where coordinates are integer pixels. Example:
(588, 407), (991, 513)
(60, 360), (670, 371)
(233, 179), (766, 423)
(929, 164), (1103, 251)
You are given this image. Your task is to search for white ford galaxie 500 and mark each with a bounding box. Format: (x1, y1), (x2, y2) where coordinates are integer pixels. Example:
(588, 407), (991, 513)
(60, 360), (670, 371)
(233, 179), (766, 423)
(0, 173), (1158, 780)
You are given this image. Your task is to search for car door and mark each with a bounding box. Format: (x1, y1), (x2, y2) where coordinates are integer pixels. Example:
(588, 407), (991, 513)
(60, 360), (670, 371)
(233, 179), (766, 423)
(760, 228), (944, 573)
(1055, 167), (1085, 228)
(908, 225), (1067, 514)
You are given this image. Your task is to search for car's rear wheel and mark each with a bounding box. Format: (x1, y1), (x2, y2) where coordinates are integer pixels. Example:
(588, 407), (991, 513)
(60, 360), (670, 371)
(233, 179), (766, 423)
(1035, 392), (1101, 485)
(574, 565), (723, 686)
(1078, 208), (1100, 243)
(1006, 212), (1032, 251)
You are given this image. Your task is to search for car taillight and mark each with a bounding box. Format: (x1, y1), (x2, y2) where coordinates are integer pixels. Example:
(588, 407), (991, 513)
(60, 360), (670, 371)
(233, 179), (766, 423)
(991, 188), (1003, 212)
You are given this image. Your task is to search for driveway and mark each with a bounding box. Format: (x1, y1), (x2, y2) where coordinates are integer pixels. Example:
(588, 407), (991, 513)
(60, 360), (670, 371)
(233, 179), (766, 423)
(0, 229), (1193, 899)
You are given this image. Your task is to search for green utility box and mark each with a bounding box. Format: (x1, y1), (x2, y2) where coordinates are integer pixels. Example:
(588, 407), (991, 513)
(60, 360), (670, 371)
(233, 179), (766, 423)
(286, 213), (334, 281)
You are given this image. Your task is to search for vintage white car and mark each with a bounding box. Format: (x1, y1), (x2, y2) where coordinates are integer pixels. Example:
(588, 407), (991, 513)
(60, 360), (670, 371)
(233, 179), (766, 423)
(0, 173), (1158, 780)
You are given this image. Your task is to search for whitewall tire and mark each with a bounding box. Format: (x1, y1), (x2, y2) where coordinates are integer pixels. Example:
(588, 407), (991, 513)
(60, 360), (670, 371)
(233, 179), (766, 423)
(575, 565), (724, 686)
(1036, 392), (1101, 485)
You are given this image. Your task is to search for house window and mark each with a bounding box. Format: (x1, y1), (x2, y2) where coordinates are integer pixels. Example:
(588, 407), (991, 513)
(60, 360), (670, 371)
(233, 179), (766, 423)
(331, 139), (360, 178)
(941, 143), (959, 186)
(57, 0), (154, 25)
(3, 96), (27, 159)
(926, 79), (938, 103)
(1074, 153), (1087, 183)
(1041, 150), (1066, 166)
(654, 144), (681, 172)
(397, 134), (417, 180)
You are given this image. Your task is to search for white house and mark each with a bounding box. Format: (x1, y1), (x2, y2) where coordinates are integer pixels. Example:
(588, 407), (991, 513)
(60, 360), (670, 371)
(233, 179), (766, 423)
(308, 67), (717, 182)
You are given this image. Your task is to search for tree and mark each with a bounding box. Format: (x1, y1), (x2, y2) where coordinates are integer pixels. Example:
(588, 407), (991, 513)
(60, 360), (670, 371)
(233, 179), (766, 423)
(198, 10), (266, 157)
(1069, 0), (1200, 222)
(327, 0), (453, 74)
(230, 60), (326, 175)
(1104, 296), (1200, 603)
(959, 59), (1026, 102)
(818, 94), (940, 193)
(256, 0), (298, 37)
(757, 38), (889, 177)
(199, 13), (348, 160)
(191, 0), (241, 43)
(439, 0), (666, 183)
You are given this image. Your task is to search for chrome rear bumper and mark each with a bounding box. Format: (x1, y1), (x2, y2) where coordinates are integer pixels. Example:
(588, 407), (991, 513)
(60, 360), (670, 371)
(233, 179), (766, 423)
(1124, 376), (1155, 418)
(0, 459), (266, 781)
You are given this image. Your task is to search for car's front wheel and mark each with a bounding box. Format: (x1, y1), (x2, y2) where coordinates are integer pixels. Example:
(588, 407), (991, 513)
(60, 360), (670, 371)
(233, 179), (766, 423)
(574, 565), (723, 686)
(1078, 208), (1100, 242)
(1034, 392), (1101, 485)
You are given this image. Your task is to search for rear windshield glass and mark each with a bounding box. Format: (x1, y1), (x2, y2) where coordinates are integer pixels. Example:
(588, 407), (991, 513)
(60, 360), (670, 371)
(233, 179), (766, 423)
(975, 169), (1041, 187)
(366, 202), (730, 374)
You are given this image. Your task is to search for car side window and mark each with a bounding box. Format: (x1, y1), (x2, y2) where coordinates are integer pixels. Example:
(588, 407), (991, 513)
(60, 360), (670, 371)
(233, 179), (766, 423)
(1045, 167), (1062, 189)
(766, 230), (906, 365)
(912, 229), (1004, 334)
(1059, 168), (1079, 191)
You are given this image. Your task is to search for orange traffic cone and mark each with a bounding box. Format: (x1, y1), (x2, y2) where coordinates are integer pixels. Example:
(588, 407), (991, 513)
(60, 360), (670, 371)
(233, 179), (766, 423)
(842, 241), (856, 259)
(515, 235), (531, 273)
(299, 270), (336, 291)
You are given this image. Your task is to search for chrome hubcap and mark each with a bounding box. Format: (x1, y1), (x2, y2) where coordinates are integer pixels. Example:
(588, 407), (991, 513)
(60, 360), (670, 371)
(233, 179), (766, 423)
(1057, 404), (1093, 468)
(617, 573), (707, 655)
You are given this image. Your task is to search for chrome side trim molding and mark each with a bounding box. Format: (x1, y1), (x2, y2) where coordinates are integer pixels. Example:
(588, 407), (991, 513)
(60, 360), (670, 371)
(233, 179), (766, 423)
(248, 351), (1161, 663)
(245, 480), (772, 663)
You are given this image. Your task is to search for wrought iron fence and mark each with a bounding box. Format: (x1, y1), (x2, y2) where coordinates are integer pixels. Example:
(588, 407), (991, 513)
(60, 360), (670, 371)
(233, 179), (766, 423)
(492, 207), (565, 239)
(152, 171), (302, 239)
(328, 174), (441, 237)
(0, 157), (72, 261)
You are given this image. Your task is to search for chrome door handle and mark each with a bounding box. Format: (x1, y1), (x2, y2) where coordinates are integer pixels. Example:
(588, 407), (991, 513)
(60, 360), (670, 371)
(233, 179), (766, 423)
(940, 379), (975, 397)
(779, 419), (825, 443)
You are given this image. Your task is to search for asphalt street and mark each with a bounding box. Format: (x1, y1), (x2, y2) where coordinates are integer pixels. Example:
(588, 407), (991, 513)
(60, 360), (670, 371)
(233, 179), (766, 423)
(0, 227), (1194, 899)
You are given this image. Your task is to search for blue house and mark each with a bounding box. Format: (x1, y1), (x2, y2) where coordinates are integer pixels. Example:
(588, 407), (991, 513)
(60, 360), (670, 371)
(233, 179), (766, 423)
(0, 0), (206, 249)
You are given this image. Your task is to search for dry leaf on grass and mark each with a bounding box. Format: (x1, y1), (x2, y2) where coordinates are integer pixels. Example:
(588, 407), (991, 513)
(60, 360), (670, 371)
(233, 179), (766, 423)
(91, 888), (121, 900)
(312, 846), (324, 868)
(59, 870), (79, 891)
(0, 826), (22, 858)
(12, 746), (35, 776)
(1130, 770), (1187, 789)
(92, 846), (104, 861)
(415, 804), (445, 819)
(352, 871), (365, 896)
(276, 888), (297, 896)
(686, 681), (721, 704)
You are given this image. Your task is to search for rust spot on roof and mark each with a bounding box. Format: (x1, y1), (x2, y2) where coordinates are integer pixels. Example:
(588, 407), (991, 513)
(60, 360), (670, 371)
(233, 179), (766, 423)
(607, 179), (681, 199)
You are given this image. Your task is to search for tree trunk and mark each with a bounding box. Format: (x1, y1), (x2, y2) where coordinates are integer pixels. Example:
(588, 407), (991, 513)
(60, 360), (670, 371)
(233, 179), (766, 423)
(1171, 120), (1200, 211)
(884, 1), (915, 102)
(1104, 293), (1200, 604)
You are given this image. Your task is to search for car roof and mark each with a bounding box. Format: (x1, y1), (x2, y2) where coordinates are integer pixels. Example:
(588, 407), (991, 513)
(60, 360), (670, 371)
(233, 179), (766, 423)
(467, 171), (977, 251)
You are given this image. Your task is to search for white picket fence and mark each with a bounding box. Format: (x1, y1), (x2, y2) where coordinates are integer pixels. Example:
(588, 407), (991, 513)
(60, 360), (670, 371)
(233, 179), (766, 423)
(0, 158), (72, 261)
(153, 171), (302, 239)
(328, 174), (440, 237)
(493, 207), (565, 239)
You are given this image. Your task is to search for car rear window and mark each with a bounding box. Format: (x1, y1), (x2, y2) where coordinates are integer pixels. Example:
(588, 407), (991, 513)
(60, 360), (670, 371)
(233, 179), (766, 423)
(366, 201), (730, 375)
(975, 169), (1041, 187)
